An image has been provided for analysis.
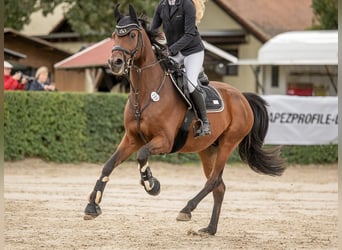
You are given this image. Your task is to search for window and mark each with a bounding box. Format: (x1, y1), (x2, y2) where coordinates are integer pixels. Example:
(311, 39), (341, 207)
(271, 66), (279, 87)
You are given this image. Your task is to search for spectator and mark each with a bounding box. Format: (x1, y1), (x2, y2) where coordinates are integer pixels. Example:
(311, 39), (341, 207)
(4, 61), (27, 90)
(28, 66), (56, 91)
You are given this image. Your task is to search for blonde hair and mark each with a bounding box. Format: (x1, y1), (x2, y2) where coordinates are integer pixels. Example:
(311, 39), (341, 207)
(192, 0), (207, 24)
(35, 66), (49, 79)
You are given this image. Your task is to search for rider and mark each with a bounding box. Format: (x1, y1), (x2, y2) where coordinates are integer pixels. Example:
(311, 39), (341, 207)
(151, 0), (211, 137)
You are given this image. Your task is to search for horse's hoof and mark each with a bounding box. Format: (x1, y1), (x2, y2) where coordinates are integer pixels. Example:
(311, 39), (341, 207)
(83, 214), (96, 220)
(84, 203), (102, 220)
(176, 212), (191, 221)
(146, 177), (160, 196)
(198, 227), (216, 236)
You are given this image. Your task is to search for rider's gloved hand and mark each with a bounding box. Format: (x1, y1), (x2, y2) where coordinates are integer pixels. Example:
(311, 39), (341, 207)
(168, 46), (177, 57)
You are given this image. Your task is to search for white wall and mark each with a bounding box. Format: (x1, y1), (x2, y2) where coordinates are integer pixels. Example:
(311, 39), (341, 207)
(199, 1), (241, 30)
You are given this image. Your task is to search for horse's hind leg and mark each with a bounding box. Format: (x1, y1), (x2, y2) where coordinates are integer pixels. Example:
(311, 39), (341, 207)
(177, 142), (235, 235)
(176, 145), (219, 222)
(199, 177), (225, 235)
(177, 172), (225, 235)
(197, 147), (227, 235)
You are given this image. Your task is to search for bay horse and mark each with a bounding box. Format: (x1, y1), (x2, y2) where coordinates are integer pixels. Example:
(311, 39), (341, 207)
(84, 4), (285, 236)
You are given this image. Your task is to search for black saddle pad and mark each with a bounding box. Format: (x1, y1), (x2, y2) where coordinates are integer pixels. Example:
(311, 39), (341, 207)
(170, 71), (224, 113)
(202, 85), (224, 113)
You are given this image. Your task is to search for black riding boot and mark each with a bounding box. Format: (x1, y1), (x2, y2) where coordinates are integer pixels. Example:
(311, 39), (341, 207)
(190, 88), (211, 137)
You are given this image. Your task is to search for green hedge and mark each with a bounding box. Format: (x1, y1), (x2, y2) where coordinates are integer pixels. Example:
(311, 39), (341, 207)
(4, 92), (337, 164)
(4, 91), (126, 162)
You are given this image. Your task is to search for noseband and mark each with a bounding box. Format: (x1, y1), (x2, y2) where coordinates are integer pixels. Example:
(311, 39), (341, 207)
(111, 23), (144, 72)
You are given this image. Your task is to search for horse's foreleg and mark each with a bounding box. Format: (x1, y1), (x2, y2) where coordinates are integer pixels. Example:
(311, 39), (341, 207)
(137, 146), (160, 196)
(136, 137), (172, 196)
(83, 155), (118, 220)
(84, 136), (137, 220)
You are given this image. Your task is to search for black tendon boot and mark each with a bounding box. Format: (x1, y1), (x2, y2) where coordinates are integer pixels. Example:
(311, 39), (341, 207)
(198, 70), (209, 85)
(190, 88), (211, 137)
(84, 176), (109, 219)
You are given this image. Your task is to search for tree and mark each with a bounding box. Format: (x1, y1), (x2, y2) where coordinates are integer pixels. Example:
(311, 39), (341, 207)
(311, 0), (338, 29)
(4, 0), (38, 30)
(58, 0), (159, 40)
(5, 0), (159, 40)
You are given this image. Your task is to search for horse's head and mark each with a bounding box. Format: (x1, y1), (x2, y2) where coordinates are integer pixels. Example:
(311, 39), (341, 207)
(108, 4), (144, 76)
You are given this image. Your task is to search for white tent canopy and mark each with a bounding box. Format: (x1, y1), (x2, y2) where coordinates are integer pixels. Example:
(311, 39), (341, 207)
(237, 30), (338, 65)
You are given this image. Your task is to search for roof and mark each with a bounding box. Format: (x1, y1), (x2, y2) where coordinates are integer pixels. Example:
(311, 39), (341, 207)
(54, 38), (113, 69)
(237, 30), (338, 65)
(215, 0), (315, 42)
(4, 48), (27, 59)
(4, 28), (71, 56)
(54, 38), (237, 69)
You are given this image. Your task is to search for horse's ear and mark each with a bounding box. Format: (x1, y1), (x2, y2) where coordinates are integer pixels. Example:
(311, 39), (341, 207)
(128, 4), (139, 24)
(114, 4), (123, 23)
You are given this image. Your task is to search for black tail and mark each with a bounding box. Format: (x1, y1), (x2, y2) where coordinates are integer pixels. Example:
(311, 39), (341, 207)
(238, 93), (286, 176)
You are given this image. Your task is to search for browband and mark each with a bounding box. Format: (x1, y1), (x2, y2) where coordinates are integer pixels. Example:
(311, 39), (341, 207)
(115, 23), (141, 37)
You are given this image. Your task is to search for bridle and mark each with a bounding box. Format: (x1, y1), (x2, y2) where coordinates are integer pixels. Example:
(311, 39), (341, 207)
(111, 22), (168, 144)
(111, 23), (144, 74)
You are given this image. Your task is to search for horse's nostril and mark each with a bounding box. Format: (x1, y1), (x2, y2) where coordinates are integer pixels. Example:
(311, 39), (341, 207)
(115, 59), (123, 66)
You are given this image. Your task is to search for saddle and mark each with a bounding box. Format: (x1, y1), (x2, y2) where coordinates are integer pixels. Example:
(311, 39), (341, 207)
(165, 58), (224, 113)
(165, 59), (224, 152)
(169, 72), (224, 112)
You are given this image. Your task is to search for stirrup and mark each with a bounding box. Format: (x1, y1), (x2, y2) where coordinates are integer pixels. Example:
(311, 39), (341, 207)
(193, 120), (211, 138)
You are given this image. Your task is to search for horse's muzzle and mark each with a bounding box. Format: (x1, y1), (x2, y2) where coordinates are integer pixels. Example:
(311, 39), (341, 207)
(108, 57), (125, 76)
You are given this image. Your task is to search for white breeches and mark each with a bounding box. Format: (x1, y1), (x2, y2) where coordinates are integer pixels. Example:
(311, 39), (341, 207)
(170, 50), (204, 93)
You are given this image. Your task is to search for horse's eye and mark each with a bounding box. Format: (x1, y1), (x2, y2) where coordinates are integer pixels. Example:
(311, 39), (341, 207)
(130, 32), (136, 39)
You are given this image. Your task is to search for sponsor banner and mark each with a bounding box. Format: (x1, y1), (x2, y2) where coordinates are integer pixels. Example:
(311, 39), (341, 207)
(262, 95), (338, 145)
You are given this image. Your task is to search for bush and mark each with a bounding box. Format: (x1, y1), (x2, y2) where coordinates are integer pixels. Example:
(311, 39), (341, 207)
(4, 91), (126, 163)
(5, 92), (87, 162)
(4, 92), (337, 164)
(279, 144), (338, 164)
(83, 93), (127, 162)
